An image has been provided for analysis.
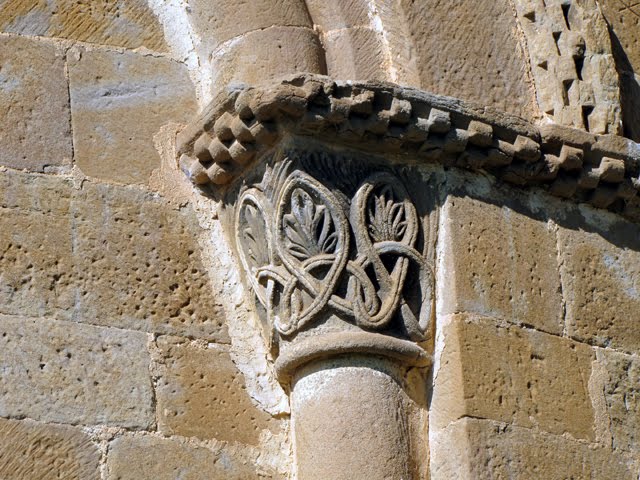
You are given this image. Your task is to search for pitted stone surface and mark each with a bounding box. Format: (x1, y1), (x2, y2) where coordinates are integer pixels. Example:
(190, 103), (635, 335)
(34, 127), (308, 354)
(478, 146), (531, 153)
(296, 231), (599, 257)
(0, 0), (168, 51)
(0, 418), (100, 480)
(431, 418), (636, 479)
(155, 336), (277, 445)
(599, 349), (640, 453)
(441, 195), (563, 334)
(397, 0), (536, 119)
(68, 47), (197, 185)
(558, 221), (640, 353)
(0, 35), (72, 171)
(431, 315), (595, 440)
(0, 170), (228, 341)
(0, 315), (153, 428)
(108, 435), (266, 480)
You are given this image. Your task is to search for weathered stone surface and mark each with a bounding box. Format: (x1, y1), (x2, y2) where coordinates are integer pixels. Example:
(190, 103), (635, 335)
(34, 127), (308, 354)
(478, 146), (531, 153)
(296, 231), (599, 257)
(185, 0), (312, 49)
(599, 349), (640, 454)
(431, 418), (636, 480)
(305, 0), (370, 30)
(441, 195), (563, 335)
(0, 417), (100, 480)
(558, 222), (640, 352)
(0, 0), (168, 51)
(0, 315), (153, 428)
(323, 27), (388, 82)
(71, 182), (228, 341)
(0, 35), (72, 171)
(107, 435), (263, 480)
(398, 0), (535, 119)
(0, 170), (228, 341)
(155, 336), (276, 445)
(68, 47), (196, 184)
(0, 176), (75, 317)
(292, 362), (414, 480)
(431, 315), (595, 440)
(211, 27), (326, 91)
(601, 0), (640, 142)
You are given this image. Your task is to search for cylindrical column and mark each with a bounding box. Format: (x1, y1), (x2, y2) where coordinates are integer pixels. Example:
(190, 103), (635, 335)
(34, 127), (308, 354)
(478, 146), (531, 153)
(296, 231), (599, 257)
(291, 357), (413, 480)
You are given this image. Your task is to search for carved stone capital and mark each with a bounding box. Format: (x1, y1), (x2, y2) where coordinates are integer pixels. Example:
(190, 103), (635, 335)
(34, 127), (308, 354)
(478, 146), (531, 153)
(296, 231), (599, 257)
(233, 150), (434, 381)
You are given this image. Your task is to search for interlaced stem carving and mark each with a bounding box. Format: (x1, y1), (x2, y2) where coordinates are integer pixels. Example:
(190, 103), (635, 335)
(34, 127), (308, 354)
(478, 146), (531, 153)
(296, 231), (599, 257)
(236, 166), (434, 339)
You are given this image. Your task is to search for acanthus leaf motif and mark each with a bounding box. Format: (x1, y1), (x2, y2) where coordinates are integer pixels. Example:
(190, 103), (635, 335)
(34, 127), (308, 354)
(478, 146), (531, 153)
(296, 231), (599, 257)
(368, 185), (410, 244)
(283, 188), (339, 261)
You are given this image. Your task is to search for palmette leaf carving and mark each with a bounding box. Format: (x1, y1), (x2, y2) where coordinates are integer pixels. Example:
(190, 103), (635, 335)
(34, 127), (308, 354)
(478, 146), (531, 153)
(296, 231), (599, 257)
(284, 189), (339, 261)
(236, 164), (434, 340)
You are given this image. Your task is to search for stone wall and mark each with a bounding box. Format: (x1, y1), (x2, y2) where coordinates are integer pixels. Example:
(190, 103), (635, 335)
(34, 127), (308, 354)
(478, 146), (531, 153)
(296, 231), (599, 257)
(0, 1), (639, 479)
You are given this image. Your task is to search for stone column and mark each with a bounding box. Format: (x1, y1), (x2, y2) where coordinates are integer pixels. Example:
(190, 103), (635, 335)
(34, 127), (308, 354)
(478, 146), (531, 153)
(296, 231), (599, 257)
(176, 74), (640, 479)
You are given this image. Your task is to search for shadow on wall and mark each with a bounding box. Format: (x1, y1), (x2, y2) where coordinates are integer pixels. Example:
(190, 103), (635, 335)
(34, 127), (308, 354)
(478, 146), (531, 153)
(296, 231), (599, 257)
(608, 26), (640, 143)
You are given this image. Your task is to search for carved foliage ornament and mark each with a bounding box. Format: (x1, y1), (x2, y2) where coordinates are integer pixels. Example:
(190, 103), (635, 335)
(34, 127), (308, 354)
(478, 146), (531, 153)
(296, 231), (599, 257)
(236, 160), (434, 340)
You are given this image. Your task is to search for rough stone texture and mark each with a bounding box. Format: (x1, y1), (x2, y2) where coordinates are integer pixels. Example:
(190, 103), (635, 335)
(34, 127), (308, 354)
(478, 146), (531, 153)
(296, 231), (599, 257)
(0, 417), (100, 479)
(0, 0), (168, 51)
(68, 47), (197, 184)
(558, 220), (640, 353)
(599, 348), (640, 454)
(0, 169), (227, 341)
(107, 435), (264, 480)
(323, 28), (388, 82)
(71, 182), (228, 341)
(513, 0), (622, 134)
(431, 418), (637, 479)
(185, 0), (312, 49)
(155, 336), (276, 445)
(431, 315), (595, 440)
(0, 35), (72, 171)
(0, 315), (153, 428)
(601, 0), (640, 142)
(441, 195), (563, 335)
(305, 0), (370, 29)
(211, 27), (326, 91)
(397, 0), (536, 119)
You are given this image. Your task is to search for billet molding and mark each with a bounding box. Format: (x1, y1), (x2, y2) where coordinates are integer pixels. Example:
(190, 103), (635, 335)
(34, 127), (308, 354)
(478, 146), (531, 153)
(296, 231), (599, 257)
(177, 74), (640, 222)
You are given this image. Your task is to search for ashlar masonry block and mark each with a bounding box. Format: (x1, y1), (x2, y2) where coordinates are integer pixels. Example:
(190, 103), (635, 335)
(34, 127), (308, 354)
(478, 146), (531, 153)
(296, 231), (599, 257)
(0, 35), (72, 171)
(0, 315), (154, 428)
(431, 314), (595, 441)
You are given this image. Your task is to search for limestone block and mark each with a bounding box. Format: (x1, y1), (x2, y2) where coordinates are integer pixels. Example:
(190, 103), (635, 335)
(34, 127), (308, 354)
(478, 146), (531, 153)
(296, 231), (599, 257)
(211, 27), (326, 91)
(0, 170), (228, 341)
(305, 0), (370, 30)
(0, 0), (168, 51)
(107, 435), (262, 480)
(324, 27), (389, 82)
(0, 417), (100, 480)
(68, 48), (197, 184)
(0, 202), (75, 318)
(441, 195), (563, 335)
(397, 0), (535, 119)
(71, 181), (228, 342)
(0, 315), (154, 428)
(431, 315), (595, 440)
(0, 35), (72, 171)
(155, 336), (277, 445)
(431, 418), (636, 480)
(558, 224), (640, 352)
(185, 0), (311, 49)
(599, 349), (640, 453)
